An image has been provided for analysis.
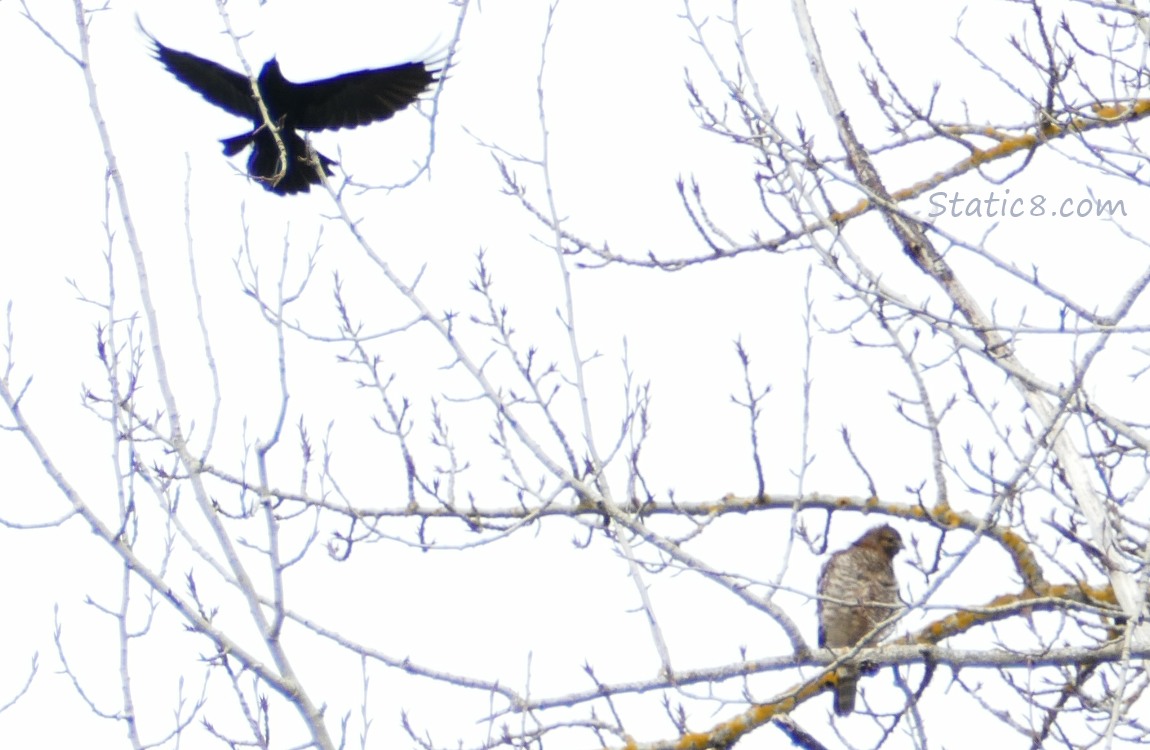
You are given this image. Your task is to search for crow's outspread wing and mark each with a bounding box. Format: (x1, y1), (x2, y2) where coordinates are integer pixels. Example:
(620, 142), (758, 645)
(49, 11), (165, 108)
(284, 63), (439, 132)
(147, 26), (442, 195)
(152, 41), (260, 120)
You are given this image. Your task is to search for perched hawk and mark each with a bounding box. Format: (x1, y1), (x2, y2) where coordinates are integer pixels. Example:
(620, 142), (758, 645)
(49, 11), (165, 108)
(148, 34), (441, 194)
(817, 524), (903, 716)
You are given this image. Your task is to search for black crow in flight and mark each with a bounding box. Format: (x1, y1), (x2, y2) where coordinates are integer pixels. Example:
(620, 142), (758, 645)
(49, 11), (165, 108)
(150, 37), (440, 194)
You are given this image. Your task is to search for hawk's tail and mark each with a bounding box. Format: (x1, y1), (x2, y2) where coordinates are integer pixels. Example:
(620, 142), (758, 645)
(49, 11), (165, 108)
(834, 664), (858, 716)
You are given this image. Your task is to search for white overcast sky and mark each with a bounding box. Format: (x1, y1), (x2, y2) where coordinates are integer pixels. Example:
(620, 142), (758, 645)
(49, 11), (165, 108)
(1, 0), (1148, 748)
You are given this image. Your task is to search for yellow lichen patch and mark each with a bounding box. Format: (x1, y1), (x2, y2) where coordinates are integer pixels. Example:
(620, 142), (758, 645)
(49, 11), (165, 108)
(811, 99), (1150, 239)
(967, 133), (1041, 167)
(915, 585), (1121, 645)
(918, 592), (1035, 643)
(828, 198), (870, 225)
(1047, 582), (1116, 606)
(918, 607), (988, 643)
(649, 640), (1065, 750)
(997, 529), (1045, 590)
(747, 703), (775, 723)
(1091, 103), (1129, 120)
(725, 716), (748, 734)
(745, 672), (837, 723)
(1067, 99), (1150, 130)
(674, 732), (715, 750)
(894, 171), (953, 203)
(759, 696), (794, 719)
(998, 529), (1026, 550)
(929, 506), (962, 528)
(655, 673), (834, 750)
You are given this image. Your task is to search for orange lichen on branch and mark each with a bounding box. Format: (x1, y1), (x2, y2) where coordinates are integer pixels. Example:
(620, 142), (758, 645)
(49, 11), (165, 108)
(915, 586), (1120, 644)
(1075, 98), (1150, 126)
(821, 99), (1150, 228)
(709, 495), (1046, 588)
(692, 495), (1078, 597)
(1091, 103), (1129, 120)
(671, 732), (718, 750)
(612, 672), (834, 750)
(940, 124), (1012, 141)
(828, 202), (868, 224)
(965, 133), (1040, 165)
(926, 504), (963, 528)
(871, 502), (1048, 591)
(1046, 582), (1117, 606)
(997, 528), (1046, 593)
(916, 593), (1029, 643)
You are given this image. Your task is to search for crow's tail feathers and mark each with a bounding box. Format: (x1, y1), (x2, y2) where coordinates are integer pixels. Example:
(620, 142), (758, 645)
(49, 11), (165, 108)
(221, 132), (254, 157)
(231, 128), (336, 195)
